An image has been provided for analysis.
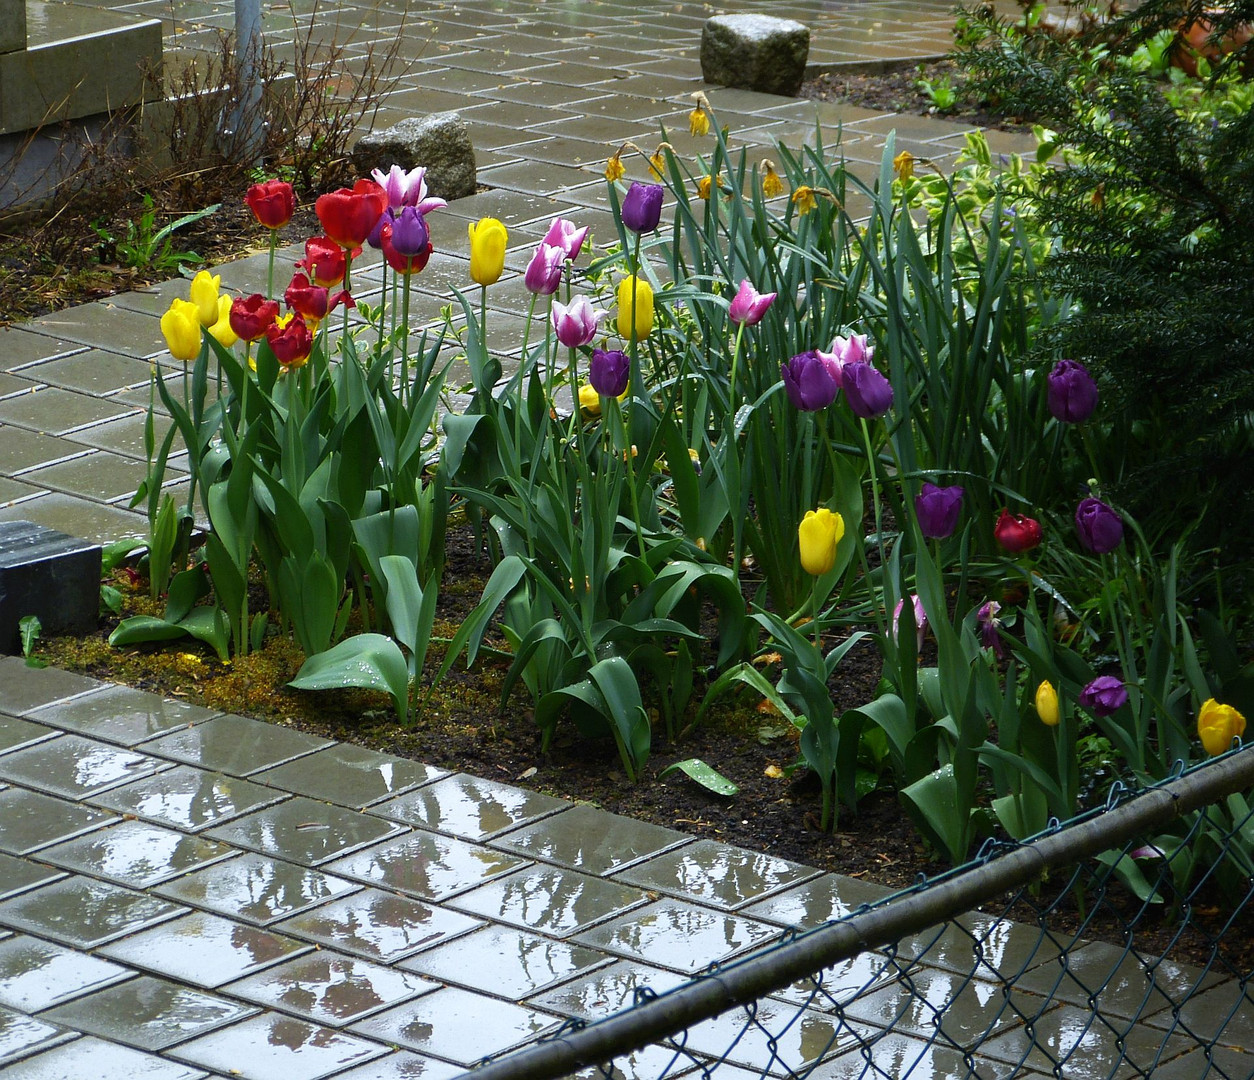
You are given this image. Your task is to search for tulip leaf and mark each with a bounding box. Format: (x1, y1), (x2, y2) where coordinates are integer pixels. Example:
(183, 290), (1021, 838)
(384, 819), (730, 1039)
(659, 758), (739, 797)
(289, 633), (409, 726)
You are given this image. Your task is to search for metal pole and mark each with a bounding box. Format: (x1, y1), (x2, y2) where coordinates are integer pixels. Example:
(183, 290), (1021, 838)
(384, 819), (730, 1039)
(228, 0), (263, 162)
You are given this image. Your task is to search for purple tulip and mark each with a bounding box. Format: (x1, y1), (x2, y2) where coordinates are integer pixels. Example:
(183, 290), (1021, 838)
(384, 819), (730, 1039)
(842, 361), (894, 419)
(977, 600), (1004, 657)
(728, 279), (776, 326)
(552, 296), (602, 348)
(781, 351), (839, 412)
(388, 206), (430, 258)
(621, 182), (664, 234)
(1047, 359), (1098, 423)
(524, 242), (565, 295)
(1079, 675), (1128, 717)
(589, 347), (630, 397)
(1074, 497), (1123, 554)
(915, 482), (964, 539)
(543, 217), (589, 262)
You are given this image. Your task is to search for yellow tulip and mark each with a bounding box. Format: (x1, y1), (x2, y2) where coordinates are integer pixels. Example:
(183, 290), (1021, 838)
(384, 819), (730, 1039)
(798, 508), (844, 576)
(468, 217), (507, 286)
(1035, 680), (1060, 726)
(208, 294), (238, 348)
(189, 270), (222, 327)
(578, 382), (601, 416)
(1198, 698), (1247, 756)
(160, 298), (202, 362)
(616, 275), (654, 341)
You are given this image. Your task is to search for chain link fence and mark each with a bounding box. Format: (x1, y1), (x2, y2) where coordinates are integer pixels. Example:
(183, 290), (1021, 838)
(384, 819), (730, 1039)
(461, 747), (1254, 1080)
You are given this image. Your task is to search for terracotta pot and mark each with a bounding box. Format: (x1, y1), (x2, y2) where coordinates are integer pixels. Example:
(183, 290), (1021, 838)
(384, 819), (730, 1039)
(1173, 13), (1254, 77)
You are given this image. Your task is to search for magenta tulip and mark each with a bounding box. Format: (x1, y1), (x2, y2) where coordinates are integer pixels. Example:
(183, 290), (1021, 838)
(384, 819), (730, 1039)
(524, 242), (565, 295)
(543, 217), (589, 262)
(728, 279), (776, 326)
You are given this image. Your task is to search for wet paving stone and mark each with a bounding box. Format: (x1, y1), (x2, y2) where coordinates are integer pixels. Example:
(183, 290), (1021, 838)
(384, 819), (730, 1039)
(225, 952), (440, 1027)
(142, 714), (333, 776)
(0, 1004), (73, 1064)
(0, 852), (64, 901)
(572, 898), (782, 974)
(274, 889), (482, 964)
(39, 820), (235, 889)
(349, 986), (559, 1065)
(0, 787), (114, 854)
(401, 923), (609, 1000)
(612, 838), (819, 910)
(1144, 977), (1254, 1046)
(155, 852), (360, 926)
(204, 797), (406, 867)
(770, 952), (902, 1012)
(0, 875), (186, 948)
(98, 911), (312, 988)
(331, 1050), (465, 1080)
(89, 765), (288, 833)
(251, 744), (445, 809)
(171, 1013), (388, 1080)
(448, 865), (650, 938)
(0, 716), (58, 757)
(0, 733), (164, 800)
(901, 913), (1062, 980)
(326, 830), (527, 901)
(805, 1030), (1017, 1080)
(38, 975), (257, 1051)
(527, 959), (688, 1019)
(743, 874), (894, 929)
(490, 803), (690, 875)
(0, 935), (134, 1011)
(370, 773), (567, 840)
(26, 684), (219, 746)
(0, 657), (103, 716)
(1, 1034), (210, 1079)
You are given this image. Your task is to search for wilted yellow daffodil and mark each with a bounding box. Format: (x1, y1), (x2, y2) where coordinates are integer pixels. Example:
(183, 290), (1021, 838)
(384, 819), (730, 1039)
(696, 175), (714, 201)
(648, 147), (667, 181)
(1035, 680), (1060, 726)
(893, 150), (915, 182)
(605, 149), (626, 183)
(189, 270), (222, 327)
(761, 159), (784, 199)
(616, 275), (654, 341)
(798, 508), (844, 576)
(792, 185), (818, 216)
(468, 217), (507, 286)
(160, 297), (202, 362)
(689, 92), (711, 136)
(1198, 698), (1247, 755)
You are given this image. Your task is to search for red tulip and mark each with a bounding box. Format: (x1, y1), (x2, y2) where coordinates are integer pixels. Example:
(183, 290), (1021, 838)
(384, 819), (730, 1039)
(245, 179), (295, 230)
(266, 314), (314, 369)
(284, 273), (353, 325)
(315, 179), (387, 250)
(229, 294), (279, 342)
(994, 508), (1043, 554)
(296, 236), (347, 288)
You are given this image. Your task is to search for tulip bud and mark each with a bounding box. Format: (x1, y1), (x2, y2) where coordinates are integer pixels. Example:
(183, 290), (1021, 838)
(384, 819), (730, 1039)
(245, 179), (295, 230)
(891, 593), (927, 653)
(621, 182), (663, 234)
(589, 348), (630, 398)
(552, 296), (602, 348)
(160, 298), (202, 362)
(542, 217), (588, 262)
(728, 279), (776, 327)
(266, 313), (314, 369)
(1074, 497), (1123, 554)
(208, 294), (238, 348)
(468, 217), (508, 286)
(1035, 680), (1060, 726)
(798, 508), (845, 577)
(1198, 698), (1247, 756)
(1047, 360), (1098, 423)
(189, 270), (222, 327)
(315, 179), (387, 250)
(842, 361), (894, 419)
(230, 294), (279, 343)
(524, 242), (565, 296)
(994, 509), (1043, 554)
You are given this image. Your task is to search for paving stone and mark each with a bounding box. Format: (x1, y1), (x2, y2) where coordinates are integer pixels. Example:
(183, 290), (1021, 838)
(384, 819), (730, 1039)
(448, 865), (649, 938)
(0, 716), (58, 756)
(171, 1013), (388, 1080)
(19, 349), (155, 396)
(155, 852), (360, 926)
(612, 837), (819, 909)
(0, 1035), (209, 1079)
(0, 935), (133, 1011)
(23, 683), (216, 746)
(204, 796), (406, 867)
(0, 733), (164, 800)
(370, 773), (566, 840)
(0, 491), (149, 546)
(401, 924), (608, 1000)
(0, 786), (114, 854)
(527, 959), (688, 1019)
(1144, 977), (1254, 1046)
(349, 987), (559, 1064)
(225, 952), (439, 1027)
(743, 873), (895, 928)
(90, 764), (287, 832)
(0, 851), (64, 900)
(98, 911), (312, 988)
(331, 1051), (464, 1080)
(572, 897), (781, 974)
(900, 912), (1062, 980)
(143, 714), (333, 775)
(0, 875), (186, 948)
(251, 743), (444, 810)
(683, 997), (863, 1076)
(0, 1004), (73, 1065)
(275, 889), (482, 964)
(490, 802), (689, 875)
(805, 1030), (1018, 1080)
(39, 820), (235, 889)
(0, 655), (103, 715)
(38, 975), (257, 1051)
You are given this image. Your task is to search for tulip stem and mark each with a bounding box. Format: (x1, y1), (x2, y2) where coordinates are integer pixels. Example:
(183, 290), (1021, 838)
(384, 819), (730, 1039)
(861, 417), (886, 569)
(728, 321), (746, 413)
(615, 396), (646, 560)
(811, 576), (821, 650)
(400, 268), (412, 408)
(266, 228), (277, 301)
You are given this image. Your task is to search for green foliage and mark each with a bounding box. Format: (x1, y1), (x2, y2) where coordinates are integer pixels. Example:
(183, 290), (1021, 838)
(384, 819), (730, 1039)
(93, 195), (219, 273)
(18, 616), (46, 669)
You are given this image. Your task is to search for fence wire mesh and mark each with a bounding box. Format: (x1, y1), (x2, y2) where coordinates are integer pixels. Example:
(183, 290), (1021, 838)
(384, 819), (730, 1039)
(462, 747), (1254, 1080)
